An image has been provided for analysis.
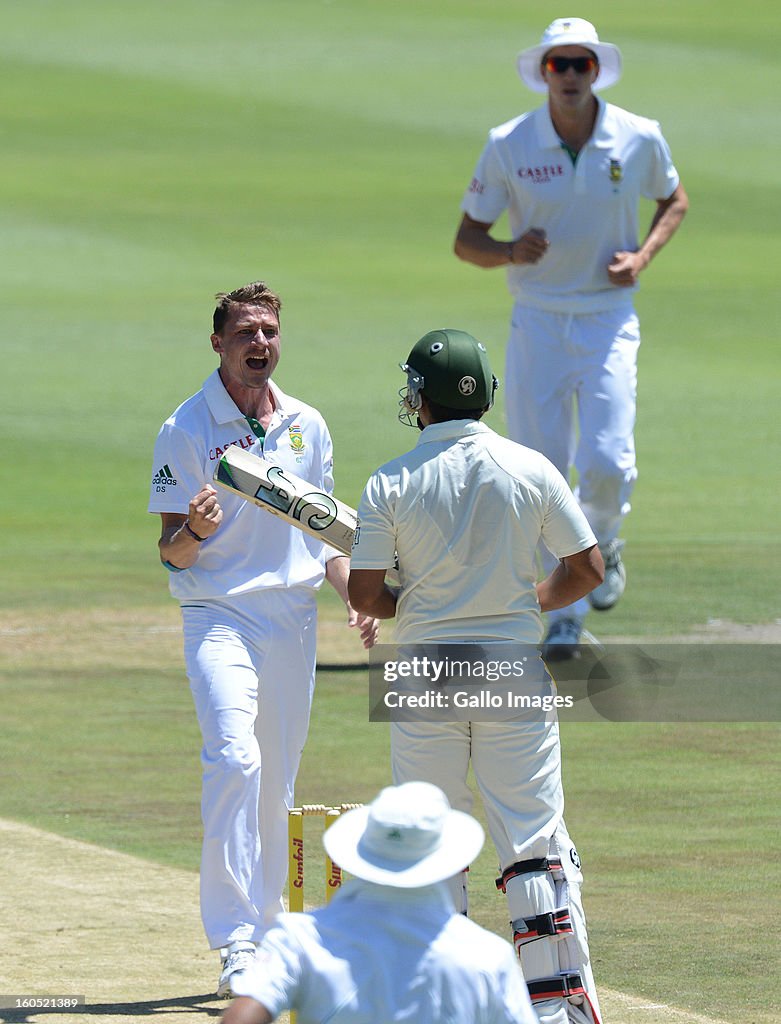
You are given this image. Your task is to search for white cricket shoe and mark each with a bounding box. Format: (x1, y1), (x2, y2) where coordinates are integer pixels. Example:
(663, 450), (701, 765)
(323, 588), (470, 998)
(589, 539), (626, 611)
(541, 617), (583, 662)
(217, 940), (256, 999)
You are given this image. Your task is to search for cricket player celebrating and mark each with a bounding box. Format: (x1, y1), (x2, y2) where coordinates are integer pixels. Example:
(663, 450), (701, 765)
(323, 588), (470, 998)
(348, 329), (605, 1024)
(148, 281), (378, 997)
(454, 17), (688, 659)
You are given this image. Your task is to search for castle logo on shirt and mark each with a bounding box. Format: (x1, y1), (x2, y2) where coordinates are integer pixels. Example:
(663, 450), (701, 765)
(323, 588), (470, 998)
(609, 159), (623, 184)
(517, 164), (565, 183)
(289, 425), (305, 453)
(209, 435), (256, 461)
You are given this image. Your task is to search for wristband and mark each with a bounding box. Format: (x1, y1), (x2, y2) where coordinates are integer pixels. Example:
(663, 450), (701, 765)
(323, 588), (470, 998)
(507, 242), (515, 264)
(162, 560), (186, 573)
(183, 520), (206, 543)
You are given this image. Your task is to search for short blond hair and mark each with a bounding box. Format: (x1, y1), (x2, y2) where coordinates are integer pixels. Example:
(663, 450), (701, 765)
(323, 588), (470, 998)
(213, 281), (282, 334)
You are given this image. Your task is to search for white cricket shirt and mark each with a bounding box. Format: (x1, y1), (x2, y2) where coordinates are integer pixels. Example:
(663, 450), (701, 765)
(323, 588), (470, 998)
(148, 370), (336, 600)
(232, 879), (535, 1024)
(351, 420), (596, 643)
(462, 99), (680, 313)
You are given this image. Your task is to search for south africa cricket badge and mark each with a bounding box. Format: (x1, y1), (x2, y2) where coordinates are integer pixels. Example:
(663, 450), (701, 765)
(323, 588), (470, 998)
(288, 424), (305, 453)
(609, 159), (623, 188)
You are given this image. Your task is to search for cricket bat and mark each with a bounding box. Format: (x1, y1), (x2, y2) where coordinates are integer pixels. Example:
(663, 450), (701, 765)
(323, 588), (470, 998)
(214, 446), (357, 555)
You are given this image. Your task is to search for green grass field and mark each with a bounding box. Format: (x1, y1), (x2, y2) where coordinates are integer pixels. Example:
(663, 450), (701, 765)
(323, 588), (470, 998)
(3, 0), (779, 626)
(1, 2), (779, 1022)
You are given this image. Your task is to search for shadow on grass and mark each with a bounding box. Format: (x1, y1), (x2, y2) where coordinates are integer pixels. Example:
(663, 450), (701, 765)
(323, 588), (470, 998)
(315, 662), (365, 672)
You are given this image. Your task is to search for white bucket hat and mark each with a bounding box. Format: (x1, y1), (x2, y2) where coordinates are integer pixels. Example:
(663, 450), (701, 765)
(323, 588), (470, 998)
(322, 782), (485, 889)
(517, 17), (622, 94)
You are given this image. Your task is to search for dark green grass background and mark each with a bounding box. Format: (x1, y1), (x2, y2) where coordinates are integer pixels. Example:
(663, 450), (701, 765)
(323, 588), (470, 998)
(1, 2), (779, 1021)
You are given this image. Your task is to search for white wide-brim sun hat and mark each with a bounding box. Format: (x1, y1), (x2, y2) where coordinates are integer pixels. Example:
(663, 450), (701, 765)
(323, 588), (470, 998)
(323, 782), (485, 889)
(517, 17), (622, 94)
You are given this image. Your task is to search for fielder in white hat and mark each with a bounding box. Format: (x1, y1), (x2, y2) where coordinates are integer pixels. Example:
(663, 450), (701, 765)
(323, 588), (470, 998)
(516, 17), (622, 93)
(222, 782), (536, 1024)
(455, 16), (688, 665)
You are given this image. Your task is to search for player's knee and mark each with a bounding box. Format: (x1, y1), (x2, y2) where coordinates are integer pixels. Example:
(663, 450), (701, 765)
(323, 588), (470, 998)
(496, 840), (599, 1024)
(204, 735), (260, 777)
(579, 448), (633, 485)
(501, 860), (586, 980)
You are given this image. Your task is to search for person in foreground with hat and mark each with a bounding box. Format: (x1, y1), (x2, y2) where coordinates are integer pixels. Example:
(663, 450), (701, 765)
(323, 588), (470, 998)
(454, 17), (688, 659)
(220, 782), (536, 1024)
(348, 330), (604, 1024)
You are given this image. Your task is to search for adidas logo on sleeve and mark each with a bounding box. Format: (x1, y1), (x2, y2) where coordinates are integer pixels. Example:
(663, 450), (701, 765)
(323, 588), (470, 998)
(152, 464), (178, 491)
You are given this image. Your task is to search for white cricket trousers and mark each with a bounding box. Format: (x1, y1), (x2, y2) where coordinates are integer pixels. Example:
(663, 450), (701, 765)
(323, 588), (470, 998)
(505, 303), (639, 621)
(391, 718), (601, 1024)
(182, 586), (317, 950)
(391, 718), (565, 868)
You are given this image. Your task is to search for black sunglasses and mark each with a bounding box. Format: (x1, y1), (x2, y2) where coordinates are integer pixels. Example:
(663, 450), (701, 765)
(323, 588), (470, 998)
(543, 56), (598, 74)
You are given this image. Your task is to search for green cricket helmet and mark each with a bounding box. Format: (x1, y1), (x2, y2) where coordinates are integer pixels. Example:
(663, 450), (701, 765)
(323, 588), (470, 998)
(399, 329), (498, 425)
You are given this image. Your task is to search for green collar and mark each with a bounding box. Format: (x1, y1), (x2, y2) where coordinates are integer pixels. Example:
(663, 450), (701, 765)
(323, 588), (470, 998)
(560, 141), (579, 166)
(246, 416), (266, 440)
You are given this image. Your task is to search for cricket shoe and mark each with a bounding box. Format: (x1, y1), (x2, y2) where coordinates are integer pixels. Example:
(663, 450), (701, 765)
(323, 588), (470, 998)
(217, 940), (256, 999)
(541, 617), (583, 662)
(589, 539), (626, 611)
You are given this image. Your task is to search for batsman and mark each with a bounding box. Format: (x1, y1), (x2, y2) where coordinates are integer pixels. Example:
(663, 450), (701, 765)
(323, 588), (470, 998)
(349, 329), (605, 1024)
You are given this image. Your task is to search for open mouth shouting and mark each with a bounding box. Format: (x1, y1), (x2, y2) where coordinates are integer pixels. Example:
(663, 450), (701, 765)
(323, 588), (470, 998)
(212, 302), (281, 392)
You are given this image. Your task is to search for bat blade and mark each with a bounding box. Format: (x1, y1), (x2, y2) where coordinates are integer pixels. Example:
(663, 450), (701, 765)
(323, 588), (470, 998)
(214, 446), (357, 555)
